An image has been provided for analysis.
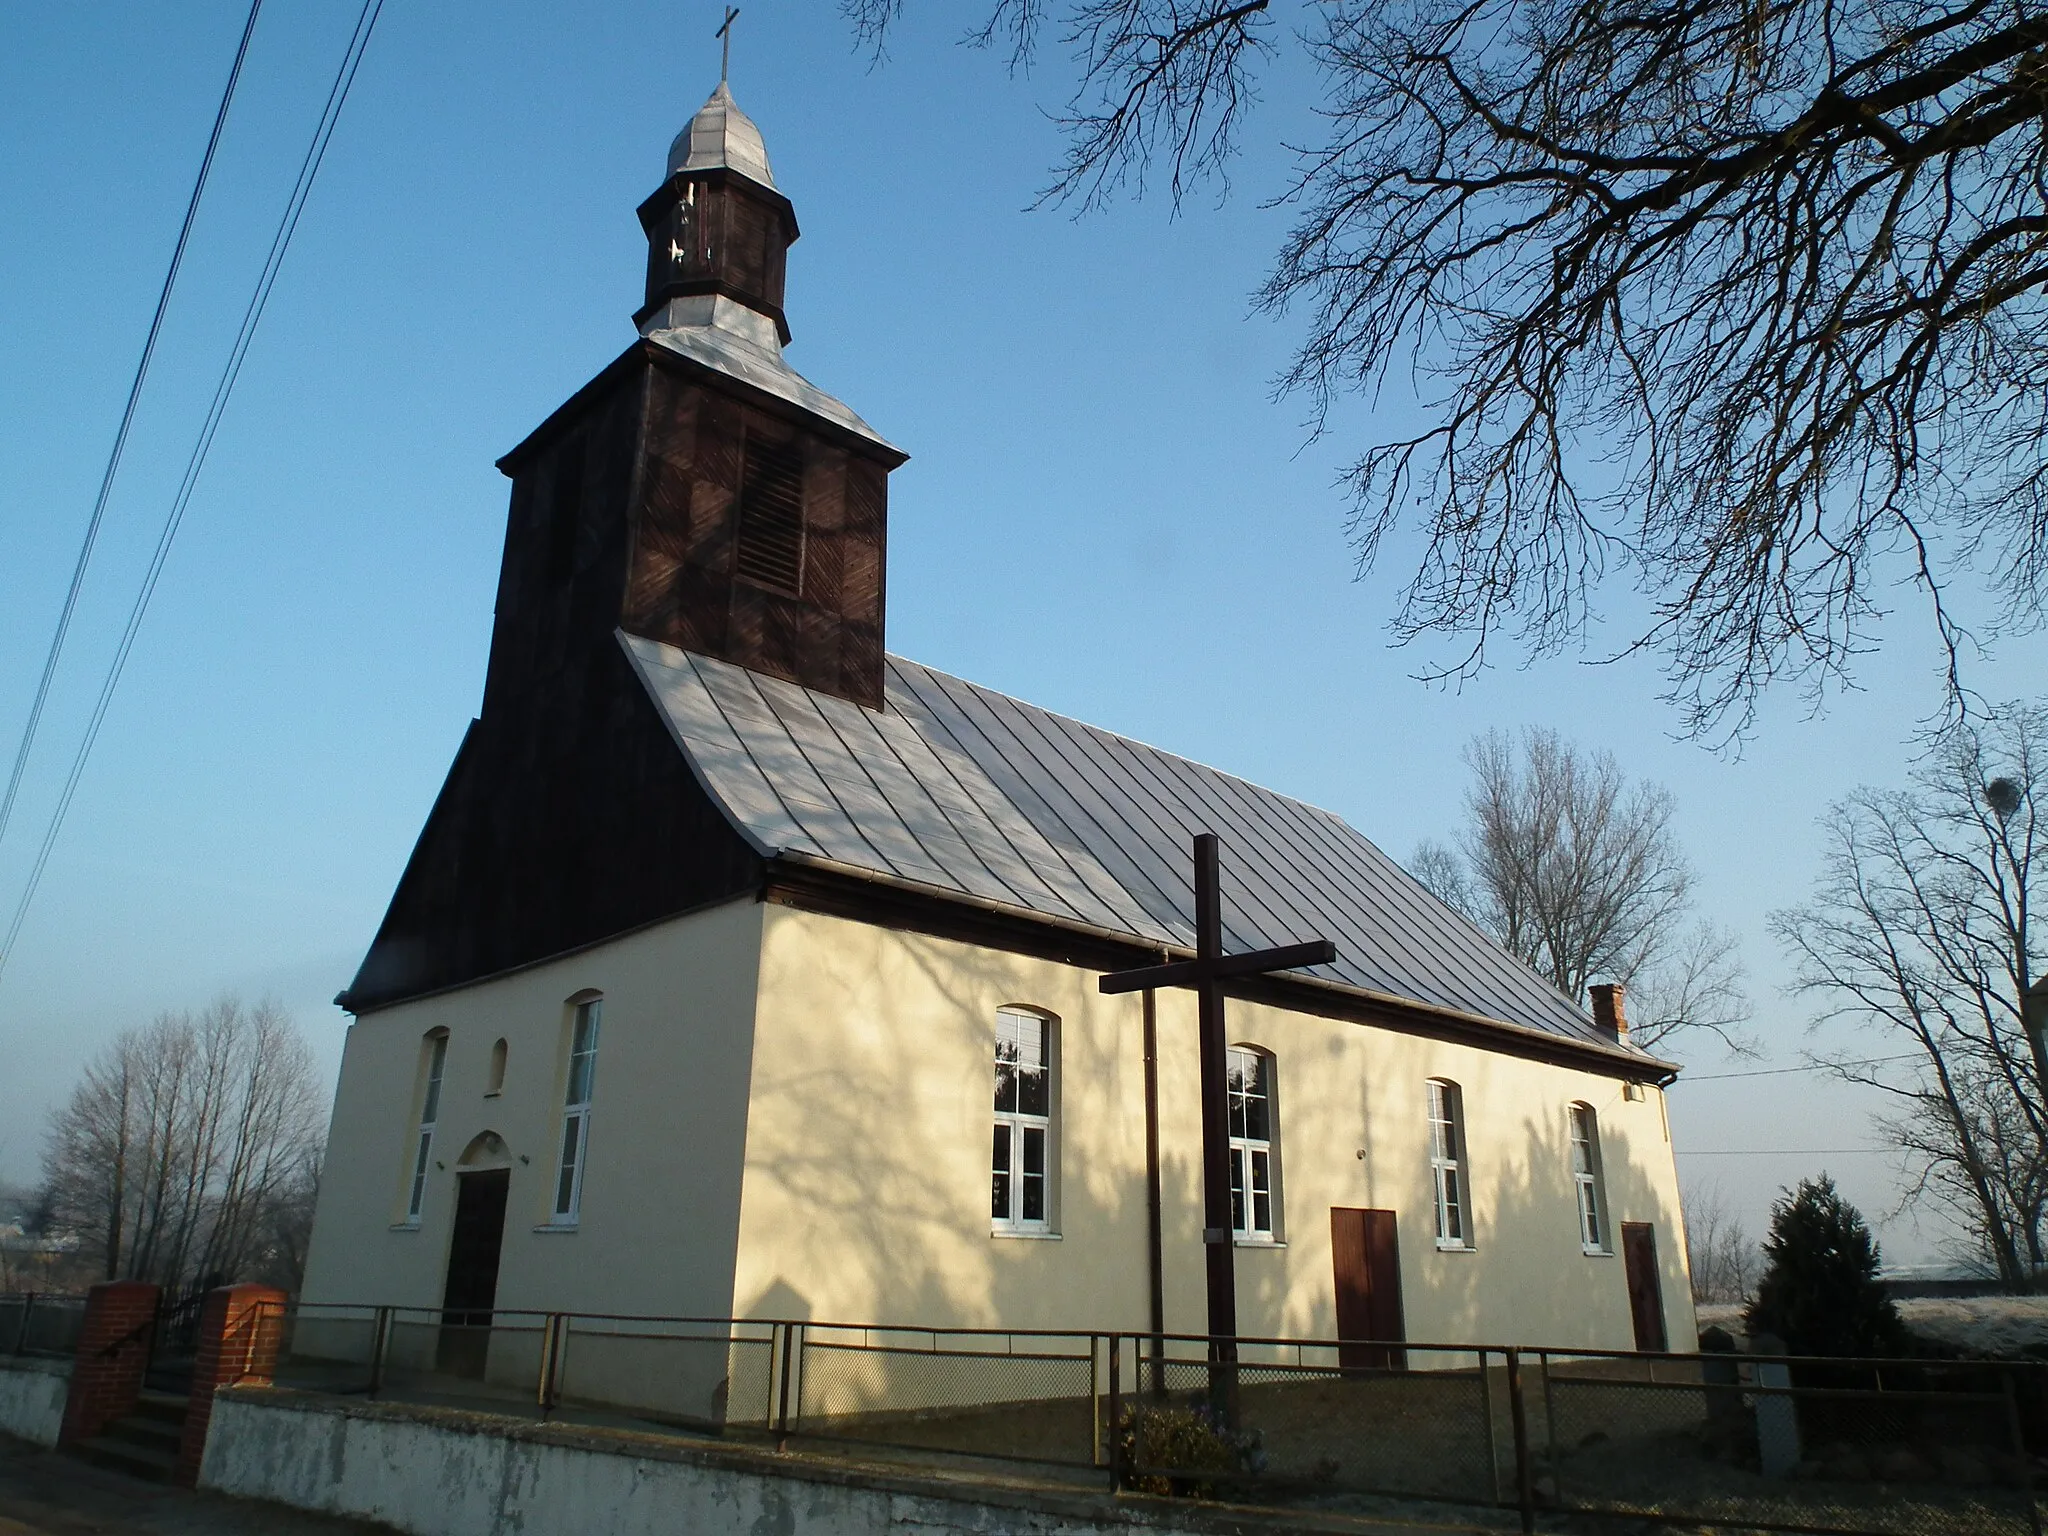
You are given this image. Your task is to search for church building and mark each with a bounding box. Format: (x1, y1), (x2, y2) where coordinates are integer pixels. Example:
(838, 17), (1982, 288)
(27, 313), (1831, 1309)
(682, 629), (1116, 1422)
(301, 82), (1693, 1371)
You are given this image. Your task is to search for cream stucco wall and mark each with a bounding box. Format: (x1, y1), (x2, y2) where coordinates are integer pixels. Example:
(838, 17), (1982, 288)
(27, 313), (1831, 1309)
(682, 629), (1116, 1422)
(302, 898), (765, 1319)
(305, 893), (1693, 1356)
(732, 903), (1694, 1352)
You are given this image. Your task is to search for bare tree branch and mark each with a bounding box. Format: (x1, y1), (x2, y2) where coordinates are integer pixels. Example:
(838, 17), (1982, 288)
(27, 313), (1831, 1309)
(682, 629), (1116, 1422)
(1684, 1180), (1762, 1303)
(857, 0), (2048, 743)
(1419, 725), (1753, 1052)
(1771, 700), (2045, 1282)
(37, 996), (325, 1292)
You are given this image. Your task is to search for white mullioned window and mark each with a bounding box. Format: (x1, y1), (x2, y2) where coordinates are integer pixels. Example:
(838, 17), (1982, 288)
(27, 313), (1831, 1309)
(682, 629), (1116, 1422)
(1570, 1103), (1609, 1253)
(406, 1033), (448, 1222)
(1227, 1047), (1276, 1240)
(1428, 1079), (1471, 1249)
(552, 999), (602, 1223)
(991, 1008), (1052, 1232)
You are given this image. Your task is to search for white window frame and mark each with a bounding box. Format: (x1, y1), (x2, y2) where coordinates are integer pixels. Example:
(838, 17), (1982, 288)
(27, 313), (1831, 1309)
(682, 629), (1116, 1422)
(991, 1008), (1054, 1234)
(404, 1033), (448, 1224)
(1428, 1079), (1471, 1250)
(1570, 1103), (1609, 1254)
(1227, 1046), (1278, 1242)
(551, 999), (601, 1225)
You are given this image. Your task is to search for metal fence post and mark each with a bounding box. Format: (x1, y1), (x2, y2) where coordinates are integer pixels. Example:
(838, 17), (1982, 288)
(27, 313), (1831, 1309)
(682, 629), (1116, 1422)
(1479, 1347), (1503, 1505)
(1541, 1350), (1561, 1493)
(537, 1313), (563, 1416)
(1106, 1333), (1122, 1491)
(2003, 1367), (2042, 1536)
(12, 1292), (31, 1356)
(368, 1306), (391, 1398)
(1505, 1347), (1535, 1535)
(775, 1322), (797, 1450)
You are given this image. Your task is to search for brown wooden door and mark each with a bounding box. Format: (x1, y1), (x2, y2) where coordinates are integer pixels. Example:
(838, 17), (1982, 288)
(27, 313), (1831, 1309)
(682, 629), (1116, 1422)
(439, 1168), (510, 1376)
(1331, 1207), (1406, 1370)
(1621, 1221), (1668, 1352)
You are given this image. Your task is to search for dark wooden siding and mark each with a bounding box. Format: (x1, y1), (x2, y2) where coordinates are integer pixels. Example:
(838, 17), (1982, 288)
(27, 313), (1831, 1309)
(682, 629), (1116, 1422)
(348, 340), (896, 1010)
(347, 358), (763, 1012)
(621, 358), (890, 709)
(342, 639), (761, 1011)
(635, 172), (796, 341)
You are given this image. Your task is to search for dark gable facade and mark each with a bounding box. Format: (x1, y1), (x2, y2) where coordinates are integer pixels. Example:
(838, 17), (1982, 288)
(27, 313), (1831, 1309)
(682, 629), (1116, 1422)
(344, 90), (905, 1012)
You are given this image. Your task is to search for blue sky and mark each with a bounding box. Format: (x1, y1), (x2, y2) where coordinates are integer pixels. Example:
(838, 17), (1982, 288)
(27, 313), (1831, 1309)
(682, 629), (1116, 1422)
(3, 0), (2041, 1264)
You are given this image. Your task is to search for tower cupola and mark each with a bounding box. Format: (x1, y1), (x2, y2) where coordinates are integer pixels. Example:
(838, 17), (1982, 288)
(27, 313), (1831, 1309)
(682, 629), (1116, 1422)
(636, 83), (799, 345)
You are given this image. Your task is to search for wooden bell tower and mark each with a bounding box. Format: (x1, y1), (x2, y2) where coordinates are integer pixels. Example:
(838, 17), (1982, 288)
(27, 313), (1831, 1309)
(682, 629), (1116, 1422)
(635, 85), (799, 345)
(484, 80), (906, 723)
(343, 81), (906, 1010)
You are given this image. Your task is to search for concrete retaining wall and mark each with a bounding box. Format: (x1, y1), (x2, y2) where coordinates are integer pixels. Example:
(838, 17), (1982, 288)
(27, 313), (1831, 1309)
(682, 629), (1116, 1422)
(0, 1356), (71, 1447)
(199, 1387), (1262, 1536)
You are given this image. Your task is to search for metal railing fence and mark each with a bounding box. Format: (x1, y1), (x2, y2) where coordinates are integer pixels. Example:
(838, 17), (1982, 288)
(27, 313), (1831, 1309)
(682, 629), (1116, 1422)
(0, 1292), (86, 1359)
(1527, 1345), (2044, 1536)
(229, 1304), (2047, 1536)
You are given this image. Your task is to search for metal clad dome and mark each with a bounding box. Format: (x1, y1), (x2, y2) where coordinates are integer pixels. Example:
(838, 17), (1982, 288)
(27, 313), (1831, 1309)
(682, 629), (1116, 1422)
(667, 82), (776, 189)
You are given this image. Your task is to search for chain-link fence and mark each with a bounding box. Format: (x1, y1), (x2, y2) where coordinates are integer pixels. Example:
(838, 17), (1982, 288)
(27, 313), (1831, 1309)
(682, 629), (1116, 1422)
(264, 1303), (384, 1397)
(231, 1305), (2048, 1535)
(1532, 1347), (2042, 1536)
(552, 1315), (778, 1433)
(788, 1323), (1100, 1467)
(257, 1304), (785, 1440)
(1113, 1335), (1505, 1508)
(0, 1293), (86, 1358)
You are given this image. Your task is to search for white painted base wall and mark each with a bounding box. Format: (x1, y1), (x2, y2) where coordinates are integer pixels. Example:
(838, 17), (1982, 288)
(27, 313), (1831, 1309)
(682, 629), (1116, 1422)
(200, 1389), (1237, 1536)
(0, 1358), (70, 1447)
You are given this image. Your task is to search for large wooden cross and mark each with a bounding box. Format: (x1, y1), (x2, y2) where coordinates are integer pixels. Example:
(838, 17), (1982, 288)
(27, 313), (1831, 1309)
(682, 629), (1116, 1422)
(1100, 833), (1336, 1406)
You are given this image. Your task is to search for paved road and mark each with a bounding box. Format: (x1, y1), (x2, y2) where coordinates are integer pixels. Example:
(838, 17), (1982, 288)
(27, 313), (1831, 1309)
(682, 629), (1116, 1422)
(0, 1438), (395, 1536)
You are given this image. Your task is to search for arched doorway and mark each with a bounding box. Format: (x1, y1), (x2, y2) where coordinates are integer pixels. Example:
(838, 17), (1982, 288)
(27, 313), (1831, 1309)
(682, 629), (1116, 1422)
(439, 1132), (512, 1378)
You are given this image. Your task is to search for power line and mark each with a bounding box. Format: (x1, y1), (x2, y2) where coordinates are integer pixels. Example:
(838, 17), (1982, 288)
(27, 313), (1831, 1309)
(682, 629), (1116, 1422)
(0, 0), (267, 855)
(1679, 1053), (1920, 1083)
(0, 0), (388, 985)
(1676, 1148), (1885, 1156)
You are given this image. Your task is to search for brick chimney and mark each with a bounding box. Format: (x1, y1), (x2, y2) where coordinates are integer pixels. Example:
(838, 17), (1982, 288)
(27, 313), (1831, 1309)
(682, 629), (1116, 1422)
(1589, 983), (1629, 1045)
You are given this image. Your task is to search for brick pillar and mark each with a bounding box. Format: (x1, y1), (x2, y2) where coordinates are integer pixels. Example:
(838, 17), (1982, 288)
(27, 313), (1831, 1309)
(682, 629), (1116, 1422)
(175, 1284), (285, 1489)
(59, 1279), (161, 1447)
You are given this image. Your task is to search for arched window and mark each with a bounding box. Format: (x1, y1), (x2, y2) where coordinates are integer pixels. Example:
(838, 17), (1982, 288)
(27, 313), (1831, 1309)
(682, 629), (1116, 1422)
(1427, 1079), (1470, 1249)
(551, 998), (602, 1224)
(1227, 1047), (1277, 1241)
(405, 1031), (449, 1223)
(991, 1007), (1055, 1233)
(486, 1038), (508, 1096)
(1570, 1104), (1609, 1253)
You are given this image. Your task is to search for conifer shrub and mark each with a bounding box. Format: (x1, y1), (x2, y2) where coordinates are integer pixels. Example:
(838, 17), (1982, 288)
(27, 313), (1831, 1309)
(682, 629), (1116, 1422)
(1745, 1174), (1907, 1359)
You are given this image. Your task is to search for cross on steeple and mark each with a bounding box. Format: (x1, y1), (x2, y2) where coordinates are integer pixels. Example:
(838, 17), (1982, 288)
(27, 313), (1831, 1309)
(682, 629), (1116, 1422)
(716, 6), (740, 82)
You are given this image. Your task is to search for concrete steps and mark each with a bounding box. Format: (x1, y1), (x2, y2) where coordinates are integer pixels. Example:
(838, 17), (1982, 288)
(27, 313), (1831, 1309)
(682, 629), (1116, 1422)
(73, 1389), (188, 1483)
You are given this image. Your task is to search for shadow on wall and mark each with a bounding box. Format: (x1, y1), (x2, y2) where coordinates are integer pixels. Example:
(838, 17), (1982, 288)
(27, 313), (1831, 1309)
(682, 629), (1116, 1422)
(739, 926), (1153, 1331)
(1387, 1103), (1685, 1350)
(740, 916), (1685, 1352)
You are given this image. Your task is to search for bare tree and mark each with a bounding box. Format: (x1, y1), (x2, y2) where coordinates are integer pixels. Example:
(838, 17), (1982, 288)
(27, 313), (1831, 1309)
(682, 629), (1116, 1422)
(1773, 701), (2044, 1285)
(848, 0), (2048, 743)
(1411, 727), (1750, 1051)
(1684, 1182), (1761, 1306)
(38, 997), (325, 1292)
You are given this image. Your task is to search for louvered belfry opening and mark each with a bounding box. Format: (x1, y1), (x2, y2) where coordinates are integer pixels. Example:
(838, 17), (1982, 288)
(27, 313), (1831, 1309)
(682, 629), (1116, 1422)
(735, 431), (805, 594)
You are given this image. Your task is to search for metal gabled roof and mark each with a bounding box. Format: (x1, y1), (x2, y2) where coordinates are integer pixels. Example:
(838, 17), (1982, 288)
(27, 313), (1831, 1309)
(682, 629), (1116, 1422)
(622, 632), (1629, 1053)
